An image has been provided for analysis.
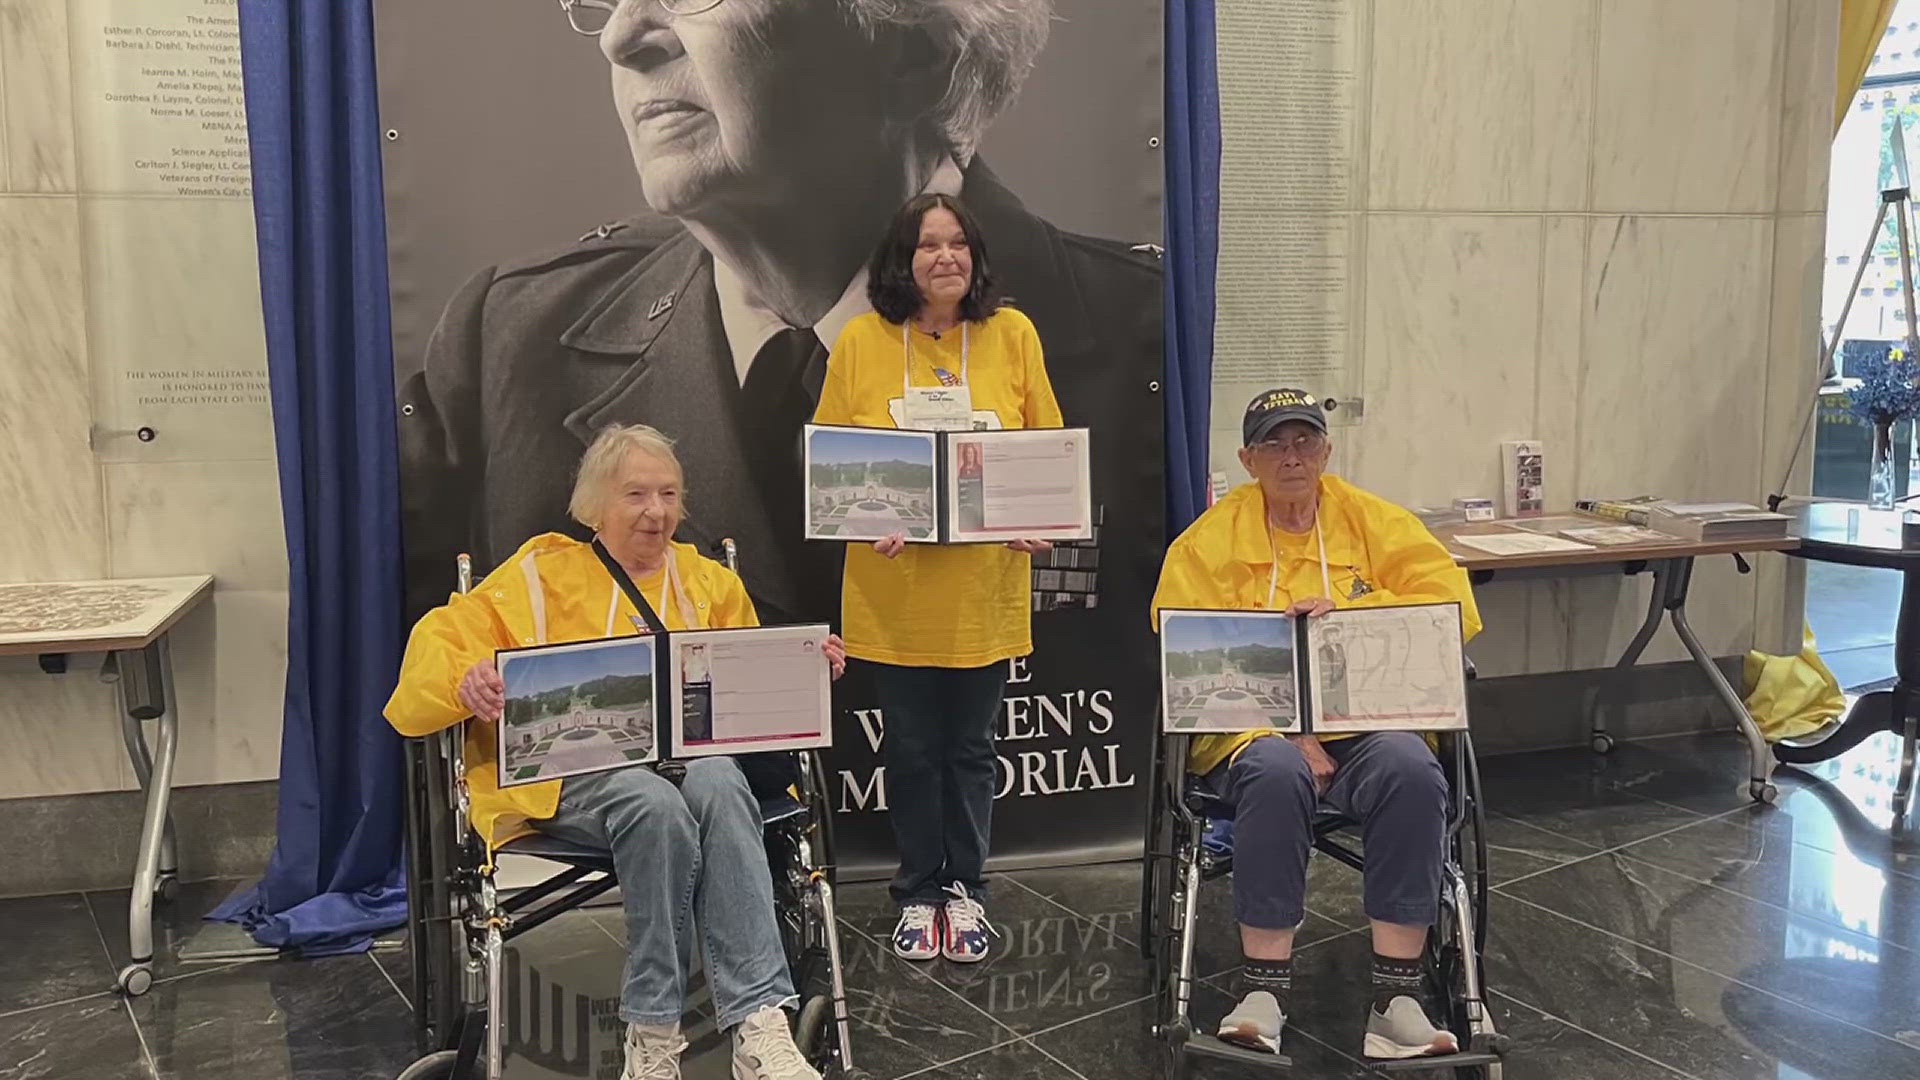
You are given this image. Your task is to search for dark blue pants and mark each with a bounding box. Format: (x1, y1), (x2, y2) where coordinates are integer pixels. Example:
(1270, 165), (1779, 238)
(1208, 733), (1447, 929)
(870, 661), (1008, 905)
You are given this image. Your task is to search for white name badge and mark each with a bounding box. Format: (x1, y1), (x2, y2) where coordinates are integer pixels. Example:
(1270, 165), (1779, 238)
(897, 384), (975, 431)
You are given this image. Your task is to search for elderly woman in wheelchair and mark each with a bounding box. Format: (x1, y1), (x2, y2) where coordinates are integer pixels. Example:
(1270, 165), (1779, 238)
(386, 423), (846, 1080)
(1151, 389), (1482, 1062)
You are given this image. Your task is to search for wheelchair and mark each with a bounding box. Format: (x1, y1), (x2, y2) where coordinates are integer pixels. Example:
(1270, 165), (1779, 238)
(1139, 669), (1509, 1078)
(396, 543), (866, 1079)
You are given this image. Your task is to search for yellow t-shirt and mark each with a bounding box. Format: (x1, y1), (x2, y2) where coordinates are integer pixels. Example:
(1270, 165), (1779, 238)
(813, 307), (1064, 667)
(1150, 478), (1482, 775)
(385, 534), (757, 847)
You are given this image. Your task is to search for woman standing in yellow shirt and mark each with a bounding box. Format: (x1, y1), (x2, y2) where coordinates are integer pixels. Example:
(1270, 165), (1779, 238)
(813, 193), (1062, 963)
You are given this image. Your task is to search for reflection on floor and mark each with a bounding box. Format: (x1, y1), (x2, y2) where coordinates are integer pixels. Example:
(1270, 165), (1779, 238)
(2, 730), (1915, 1079)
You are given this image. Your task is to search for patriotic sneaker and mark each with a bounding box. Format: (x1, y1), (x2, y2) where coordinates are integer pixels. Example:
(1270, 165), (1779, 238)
(941, 883), (996, 963)
(892, 901), (942, 961)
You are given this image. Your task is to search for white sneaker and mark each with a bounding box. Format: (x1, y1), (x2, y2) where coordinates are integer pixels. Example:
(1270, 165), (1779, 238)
(1362, 995), (1460, 1060)
(621, 1021), (686, 1080)
(731, 1005), (821, 1080)
(1217, 990), (1285, 1053)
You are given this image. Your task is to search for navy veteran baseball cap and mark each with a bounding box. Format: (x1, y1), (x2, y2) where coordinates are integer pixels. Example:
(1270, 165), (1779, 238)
(1242, 388), (1328, 446)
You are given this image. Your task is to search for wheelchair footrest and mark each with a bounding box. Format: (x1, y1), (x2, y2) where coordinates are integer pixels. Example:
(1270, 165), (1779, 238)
(1182, 1035), (1293, 1070)
(1365, 1048), (1503, 1072)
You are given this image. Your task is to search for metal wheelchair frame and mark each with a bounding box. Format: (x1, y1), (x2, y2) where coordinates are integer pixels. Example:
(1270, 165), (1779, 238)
(396, 544), (866, 1079)
(1140, 703), (1510, 1077)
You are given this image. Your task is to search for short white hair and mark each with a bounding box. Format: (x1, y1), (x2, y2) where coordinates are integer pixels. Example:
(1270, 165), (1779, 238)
(569, 424), (685, 531)
(845, 0), (1053, 160)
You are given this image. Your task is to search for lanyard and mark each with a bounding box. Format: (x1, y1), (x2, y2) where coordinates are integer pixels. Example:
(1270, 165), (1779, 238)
(1265, 516), (1334, 610)
(902, 319), (969, 395)
(594, 541), (684, 636)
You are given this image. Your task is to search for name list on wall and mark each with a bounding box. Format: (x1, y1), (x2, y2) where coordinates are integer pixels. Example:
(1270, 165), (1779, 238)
(69, 0), (274, 465)
(70, 0), (251, 197)
(1210, 0), (1360, 472)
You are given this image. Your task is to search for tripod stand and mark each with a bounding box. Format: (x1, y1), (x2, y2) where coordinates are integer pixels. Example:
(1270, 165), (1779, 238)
(1769, 116), (1920, 512)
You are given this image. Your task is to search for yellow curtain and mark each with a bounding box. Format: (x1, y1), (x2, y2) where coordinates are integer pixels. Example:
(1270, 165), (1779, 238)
(1839, 0), (1901, 132)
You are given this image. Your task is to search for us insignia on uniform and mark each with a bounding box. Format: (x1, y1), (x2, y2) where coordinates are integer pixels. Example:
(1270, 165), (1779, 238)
(647, 294), (675, 320)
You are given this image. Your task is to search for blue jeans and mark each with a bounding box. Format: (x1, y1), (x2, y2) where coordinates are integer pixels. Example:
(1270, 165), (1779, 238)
(870, 661), (1009, 905)
(538, 759), (795, 1028)
(1207, 733), (1447, 929)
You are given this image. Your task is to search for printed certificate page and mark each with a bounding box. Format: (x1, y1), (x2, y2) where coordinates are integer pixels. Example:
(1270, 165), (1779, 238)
(1307, 604), (1469, 733)
(945, 428), (1093, 543)
(670, 624), (833, 756)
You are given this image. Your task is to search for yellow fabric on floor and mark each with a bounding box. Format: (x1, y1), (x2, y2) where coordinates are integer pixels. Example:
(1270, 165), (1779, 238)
(1743, 626), (1846, 742)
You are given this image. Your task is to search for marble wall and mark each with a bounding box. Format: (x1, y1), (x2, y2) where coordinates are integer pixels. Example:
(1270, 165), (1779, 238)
(1326, 0), (1837, 677)
(0, 0), (285, 797)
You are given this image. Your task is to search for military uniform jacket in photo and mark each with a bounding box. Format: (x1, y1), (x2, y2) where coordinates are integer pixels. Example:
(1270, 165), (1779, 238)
(396, 162), (1165, 629)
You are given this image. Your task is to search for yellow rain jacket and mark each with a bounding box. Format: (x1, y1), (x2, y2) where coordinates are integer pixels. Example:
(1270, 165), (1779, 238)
(384, 533), (756, 847)
(1150, 477), (1482, 775)
(1743, 626), (1846, 742)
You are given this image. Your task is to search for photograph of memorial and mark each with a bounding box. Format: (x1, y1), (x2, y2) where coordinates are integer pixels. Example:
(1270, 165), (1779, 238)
(806, 427), (937, 540)
(498, 638), (657, 786)
(1160, 612), (1299, 733)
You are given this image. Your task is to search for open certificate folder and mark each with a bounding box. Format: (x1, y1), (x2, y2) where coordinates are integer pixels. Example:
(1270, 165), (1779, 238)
(495, 622), (833, 786)
(803, 424), (1092, 544)
(1158, 602), (1470, 735)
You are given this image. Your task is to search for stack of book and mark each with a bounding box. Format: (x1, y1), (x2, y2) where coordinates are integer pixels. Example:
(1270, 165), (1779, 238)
(1644, 502), (1791, 541)
(1573, 496), (1791, 542)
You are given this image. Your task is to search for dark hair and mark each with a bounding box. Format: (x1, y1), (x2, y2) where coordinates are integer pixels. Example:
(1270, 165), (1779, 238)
(865, 192), (1003, 324)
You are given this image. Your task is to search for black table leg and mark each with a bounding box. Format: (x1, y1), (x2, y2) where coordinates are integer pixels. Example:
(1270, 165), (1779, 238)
(1774, 565), (1919, 817)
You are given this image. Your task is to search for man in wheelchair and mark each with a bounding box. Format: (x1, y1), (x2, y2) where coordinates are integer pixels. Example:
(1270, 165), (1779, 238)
(387, 425), (846, 1080)
(1151, 389), (1482, 1061)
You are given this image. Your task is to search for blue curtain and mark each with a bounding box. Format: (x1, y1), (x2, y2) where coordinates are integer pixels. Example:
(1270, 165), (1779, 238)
(1163, 0), (1221, 534)
(210, 0), (407, 956)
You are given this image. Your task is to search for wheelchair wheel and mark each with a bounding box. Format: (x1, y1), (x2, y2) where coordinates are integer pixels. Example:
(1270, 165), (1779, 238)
(1142, 775), (1174, 963)
(794, 994), (833, 1061)
(394, 1050), (464, 1080)
(1158, 1018), (1191, 1080)
(1142, 766), (1180, 1022)
(1424, 894), (1472, 1051)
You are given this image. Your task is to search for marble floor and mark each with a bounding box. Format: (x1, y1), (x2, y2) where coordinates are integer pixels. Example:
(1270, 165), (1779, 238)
(2, 729), (1915, 1080)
